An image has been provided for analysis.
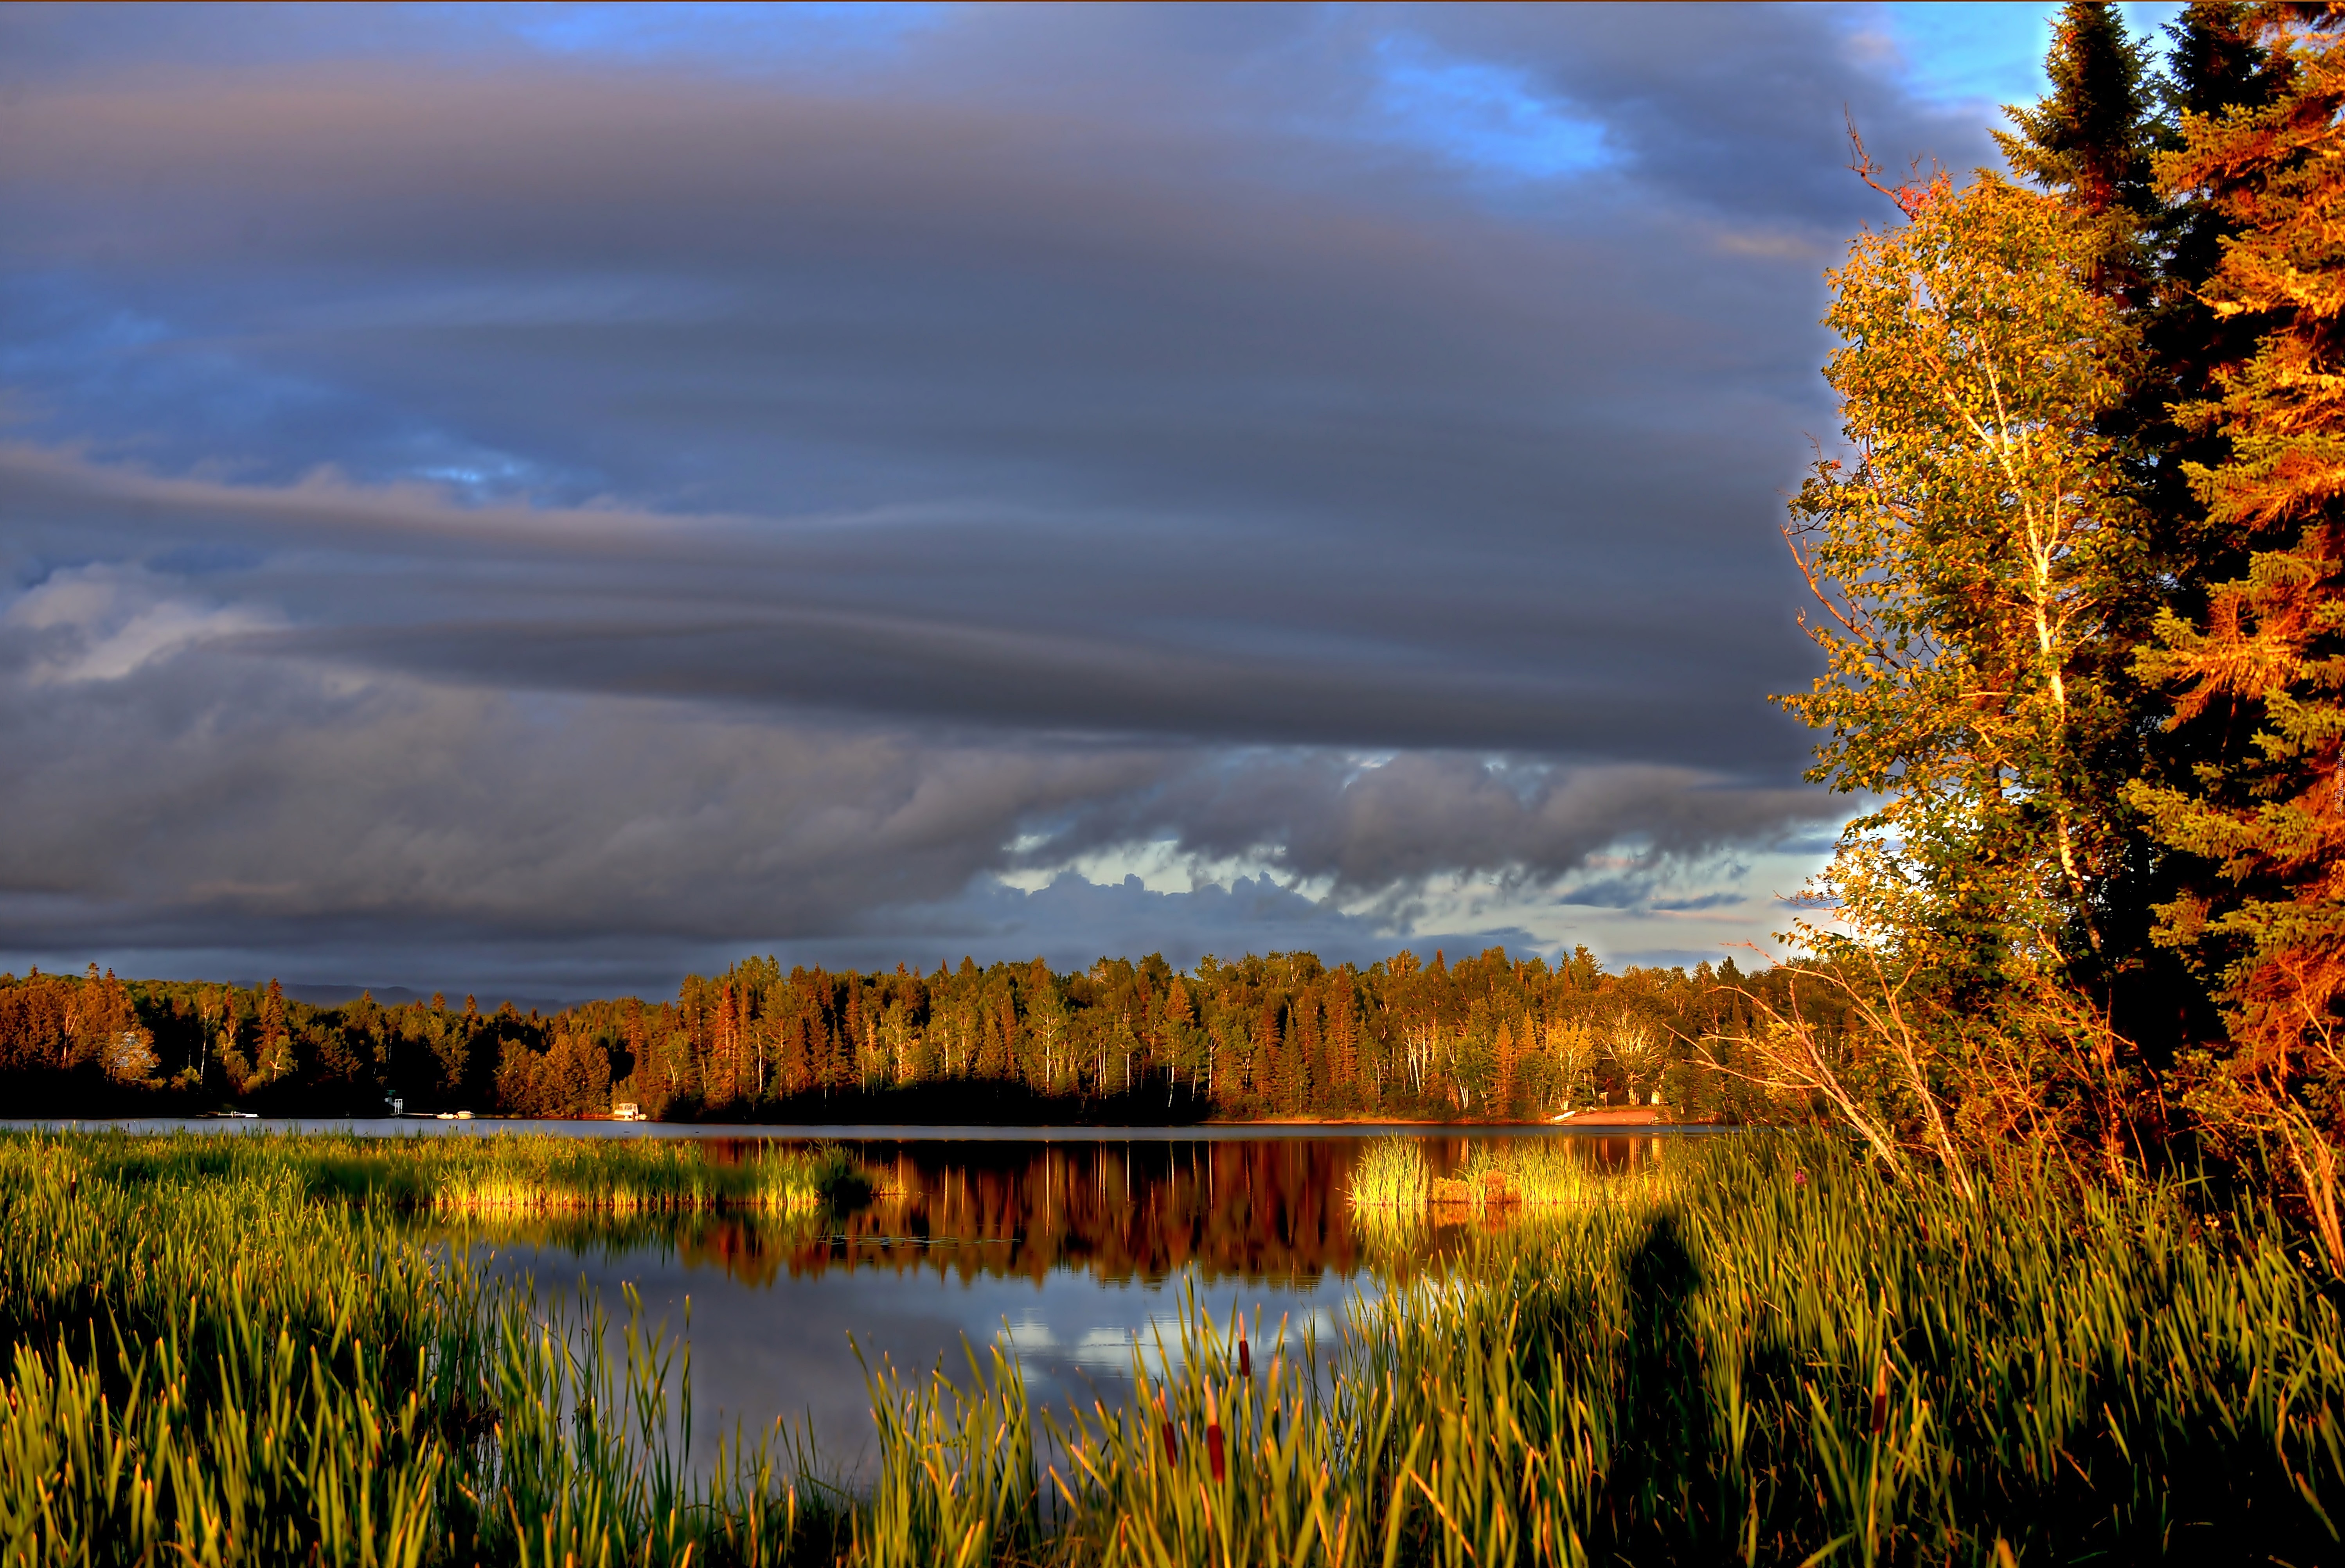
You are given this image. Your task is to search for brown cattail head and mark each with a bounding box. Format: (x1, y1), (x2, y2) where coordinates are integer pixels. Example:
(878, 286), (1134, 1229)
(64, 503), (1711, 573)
(1238, 1335), (1252, 1379)
(1207, 1419), (1225, 1482)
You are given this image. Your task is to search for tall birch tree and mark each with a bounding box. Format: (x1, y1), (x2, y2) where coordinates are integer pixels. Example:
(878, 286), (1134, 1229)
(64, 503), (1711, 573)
(1785, 168), (2150, 989)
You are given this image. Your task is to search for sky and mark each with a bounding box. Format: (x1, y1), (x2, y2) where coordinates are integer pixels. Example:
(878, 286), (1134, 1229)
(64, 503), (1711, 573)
(0, 2), (2185, 1000)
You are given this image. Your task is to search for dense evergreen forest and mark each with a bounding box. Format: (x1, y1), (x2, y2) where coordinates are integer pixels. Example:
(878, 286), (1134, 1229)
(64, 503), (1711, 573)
(0, 949), (1833, 1123)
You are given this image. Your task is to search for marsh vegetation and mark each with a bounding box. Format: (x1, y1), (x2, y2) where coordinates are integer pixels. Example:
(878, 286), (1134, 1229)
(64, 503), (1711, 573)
(3, 1127), (2339, 1565)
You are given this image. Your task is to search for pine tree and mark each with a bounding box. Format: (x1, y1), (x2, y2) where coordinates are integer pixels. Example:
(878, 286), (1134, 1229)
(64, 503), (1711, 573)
(1326, 982), (1359, 1105)
(2143, 2), (2282, 557)
(2091, 4), (2290, 1058)
(1998, 1), (2160, 298)
(779, 1011), (811, 1094)
(2130, 8), (2345, 1266)
(1997, 1), (2214, 1066)
(257, 978), (291, 1081)
(977, 1010), (1007, 1079)
(1212, 1017), (1242, 1109)
(1261, 999), (1287, 1110)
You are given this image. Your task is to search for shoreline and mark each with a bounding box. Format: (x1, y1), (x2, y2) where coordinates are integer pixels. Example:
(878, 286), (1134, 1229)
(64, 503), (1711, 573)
(0, 1112), (1716, 1140)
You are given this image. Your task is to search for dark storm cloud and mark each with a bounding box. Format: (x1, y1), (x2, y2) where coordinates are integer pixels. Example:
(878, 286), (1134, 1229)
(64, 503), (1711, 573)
(0, 4), (1996, 987)
(0, 565), (1800, 993)
(1407, 4), (1953, 228)
(4, 447), (1804, 762)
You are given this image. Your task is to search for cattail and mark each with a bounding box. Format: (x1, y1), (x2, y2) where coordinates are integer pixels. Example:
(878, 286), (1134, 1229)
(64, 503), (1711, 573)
(1205, 1383), (1225, 1482)
(1238, 1333), (1252, 1379)
(1868, 1358), (1890, 1435)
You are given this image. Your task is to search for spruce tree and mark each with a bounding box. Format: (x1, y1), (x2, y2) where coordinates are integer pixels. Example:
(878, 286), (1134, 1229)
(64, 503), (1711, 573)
(2130, 8), (2345, 1267)
(2140, 3), (2284, 618)
(2101, 3), (2289, 1059)
(1996, 3), (2281, 1069)
(1997, 1), (2159, 297)
(257, 977), (291, 1081)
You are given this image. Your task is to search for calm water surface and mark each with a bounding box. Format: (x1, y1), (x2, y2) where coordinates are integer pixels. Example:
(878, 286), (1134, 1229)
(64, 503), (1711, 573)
(26, 1119), (1687, 1476)
(451, 1130), (1685, 1473)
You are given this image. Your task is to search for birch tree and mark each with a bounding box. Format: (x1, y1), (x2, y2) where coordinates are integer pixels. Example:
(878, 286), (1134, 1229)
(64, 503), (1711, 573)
(1541, 1015), (1599, 1112)
(1783, 164), (2150, 996)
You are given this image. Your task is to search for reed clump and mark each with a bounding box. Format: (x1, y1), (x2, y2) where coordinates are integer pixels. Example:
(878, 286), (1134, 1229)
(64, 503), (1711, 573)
(1345, 1136), (1431, 1209)
(402, 1134), (866, 1213)
(1351, 1134), (1675, 1214)
(1461, 1136), (1676, 1208)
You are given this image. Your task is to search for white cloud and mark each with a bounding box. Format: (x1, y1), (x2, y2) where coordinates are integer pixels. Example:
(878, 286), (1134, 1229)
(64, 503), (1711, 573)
(5, 564), (278, 686)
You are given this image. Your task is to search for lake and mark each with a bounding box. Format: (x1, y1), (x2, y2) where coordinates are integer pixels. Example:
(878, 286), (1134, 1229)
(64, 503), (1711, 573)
(16, 1118), (1688, 1479)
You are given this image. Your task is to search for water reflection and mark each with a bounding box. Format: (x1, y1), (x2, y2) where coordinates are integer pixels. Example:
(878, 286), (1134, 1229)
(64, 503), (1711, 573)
(728, 1137), (1365, 1286)
(452, 1132), (1673, 1285)
(448, 1131), (1683, 1474)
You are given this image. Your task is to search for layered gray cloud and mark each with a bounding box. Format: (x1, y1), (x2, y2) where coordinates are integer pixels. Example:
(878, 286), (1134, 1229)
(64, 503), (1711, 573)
(0, 3), (2015, 992)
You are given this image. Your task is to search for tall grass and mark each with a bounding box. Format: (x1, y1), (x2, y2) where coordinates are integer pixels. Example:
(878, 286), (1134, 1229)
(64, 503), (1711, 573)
(1345, 1137), (1431, 1209)
(854, 1342), (1040, 1568)
(1460, 1135), (1675, 1208)
(69, 1128), (869, 1213)
(4, 1128), (2341, 1564)
(910, 1137), (2345, 1564)
(0, 1130), (852, 1566)
(0, 1138), (484, 1565)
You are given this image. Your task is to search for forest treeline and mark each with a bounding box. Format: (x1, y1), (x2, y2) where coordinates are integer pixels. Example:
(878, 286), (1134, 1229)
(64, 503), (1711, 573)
(0, 948), (1841, 1124)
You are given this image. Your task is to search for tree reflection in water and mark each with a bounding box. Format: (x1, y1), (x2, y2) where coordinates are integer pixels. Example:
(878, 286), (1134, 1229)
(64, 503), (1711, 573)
(437, 1134), (1675, 1288)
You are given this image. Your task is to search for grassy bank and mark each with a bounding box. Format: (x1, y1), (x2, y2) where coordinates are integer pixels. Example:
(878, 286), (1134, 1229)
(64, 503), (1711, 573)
(1, 1130), (2340, 1564)
(67, 1128), (870, 1212)
(0, 1130), (854, 1566)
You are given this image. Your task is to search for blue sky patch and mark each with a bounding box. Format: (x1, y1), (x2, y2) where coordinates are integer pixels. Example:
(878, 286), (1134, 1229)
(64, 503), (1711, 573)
(1371, 33), (1613, 180)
